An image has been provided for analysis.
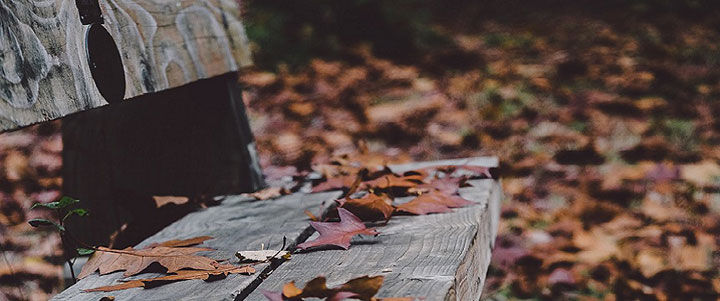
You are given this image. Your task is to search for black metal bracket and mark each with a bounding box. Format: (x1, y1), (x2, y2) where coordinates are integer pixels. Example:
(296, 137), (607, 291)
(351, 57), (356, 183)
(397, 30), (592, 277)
(74, 0), (126, 104)
(75, 0), (103, 25)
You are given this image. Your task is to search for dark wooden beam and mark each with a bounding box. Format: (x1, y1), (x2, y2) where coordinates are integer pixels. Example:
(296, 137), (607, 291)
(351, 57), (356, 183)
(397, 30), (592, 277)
(62, 73), (264, 247)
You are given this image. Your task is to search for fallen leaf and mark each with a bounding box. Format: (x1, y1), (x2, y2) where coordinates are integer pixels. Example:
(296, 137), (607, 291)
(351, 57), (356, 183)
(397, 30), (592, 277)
(312, 175), (357, 192)
(84, 264), (255, 292)
(78, 246), (219, 279)
(681, 161), (720, 186)
(362, 174), (424, 190)
(410, 176), (467, 195)
(394, 191), (472, 215)
(264, 275), (385, 301)
(235, 250), (289, 262)
(297, 208), (379, 250)
(547, 268), (575, 285)
(573, 228), (620, 264)
(282, 281), (304, 298)
(337, 193), (394, 221)
(419, 164), (492, 178)
(147, 236), (213, 248)
(246, 187), (289, 200)
(153, 196), (189, 208)
(636, 250), (666, 278)
(395, 199), (451, 215)
(337, 275), (385, 300)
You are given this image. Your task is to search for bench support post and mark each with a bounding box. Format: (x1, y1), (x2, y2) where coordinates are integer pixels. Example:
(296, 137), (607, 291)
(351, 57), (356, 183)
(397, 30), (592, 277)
(62, 72), (264, 246)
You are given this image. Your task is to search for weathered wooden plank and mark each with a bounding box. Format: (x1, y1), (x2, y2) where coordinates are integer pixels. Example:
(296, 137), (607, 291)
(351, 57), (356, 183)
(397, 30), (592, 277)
(52, 190), (343, 301)
(246, 179), (501, 301)
(0, 0), (251, 132)
(54, 157), (500, 300)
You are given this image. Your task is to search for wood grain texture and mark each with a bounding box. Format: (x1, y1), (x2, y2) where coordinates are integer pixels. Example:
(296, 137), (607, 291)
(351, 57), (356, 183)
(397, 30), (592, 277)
(53, 157), (500, 300)
(247, 179), (501, 301)
(0, 0), (251, 132)
(52, 190), (343, 301)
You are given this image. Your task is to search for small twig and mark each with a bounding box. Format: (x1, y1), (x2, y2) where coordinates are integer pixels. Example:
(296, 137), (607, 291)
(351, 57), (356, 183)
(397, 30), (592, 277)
(67, 259), (76, 283)
(342, 168), (367, 199)
(270, 236), (287, 260)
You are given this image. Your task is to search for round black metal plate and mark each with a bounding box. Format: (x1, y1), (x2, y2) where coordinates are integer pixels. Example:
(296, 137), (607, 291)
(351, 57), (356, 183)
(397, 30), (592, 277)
(85, 23), (125, 104)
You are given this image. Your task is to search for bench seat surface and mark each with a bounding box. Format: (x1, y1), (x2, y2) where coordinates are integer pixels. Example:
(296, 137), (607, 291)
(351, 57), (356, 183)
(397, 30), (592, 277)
(52, 157), (500, 301)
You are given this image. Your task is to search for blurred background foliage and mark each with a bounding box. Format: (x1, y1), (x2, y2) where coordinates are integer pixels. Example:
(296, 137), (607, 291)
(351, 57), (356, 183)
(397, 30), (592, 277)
(243, 0), (720, 70)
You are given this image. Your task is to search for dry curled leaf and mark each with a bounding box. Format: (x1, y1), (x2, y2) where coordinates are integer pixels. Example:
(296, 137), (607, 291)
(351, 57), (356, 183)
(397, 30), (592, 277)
(152, 196), (190, 208)
(78, 246), (219, 279)
(84, 264), (255, 292)
(337, 193), (394, 221)
(147, 236), (213, 248)
(297, 208), (379, 250)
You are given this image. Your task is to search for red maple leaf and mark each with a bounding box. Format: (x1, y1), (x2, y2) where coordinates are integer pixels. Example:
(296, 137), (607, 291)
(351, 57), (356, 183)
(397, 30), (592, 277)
(297, 208), (379, 250)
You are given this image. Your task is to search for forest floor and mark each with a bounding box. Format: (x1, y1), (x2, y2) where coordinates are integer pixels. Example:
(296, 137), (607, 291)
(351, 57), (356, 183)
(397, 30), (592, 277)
(3, 8), (720, 301)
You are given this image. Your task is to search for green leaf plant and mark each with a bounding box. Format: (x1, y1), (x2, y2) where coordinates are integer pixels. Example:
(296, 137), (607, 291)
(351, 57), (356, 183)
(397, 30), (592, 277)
(28, 196), (94, 283)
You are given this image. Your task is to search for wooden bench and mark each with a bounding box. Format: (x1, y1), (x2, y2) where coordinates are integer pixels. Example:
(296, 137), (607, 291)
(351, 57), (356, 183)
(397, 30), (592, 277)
(53, 157), (500, 300)
(1, 0), (502, 299)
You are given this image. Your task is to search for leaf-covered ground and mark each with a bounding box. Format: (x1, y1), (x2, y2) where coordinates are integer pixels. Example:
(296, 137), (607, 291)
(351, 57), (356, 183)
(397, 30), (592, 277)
(3, 4), (720, 300)
(240, 11), (720, 300)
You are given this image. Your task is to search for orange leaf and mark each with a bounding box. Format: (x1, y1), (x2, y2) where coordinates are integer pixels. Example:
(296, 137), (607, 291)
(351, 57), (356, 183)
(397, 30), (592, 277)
(264, 275), (385, 301)
(247, 187), (289, 200)
(84, 264), (255, 292)
(362, 174), (424, 190)
(147, 236), (213, 248)
(282, 281), (303, 298)
(152, 196), (189, 208)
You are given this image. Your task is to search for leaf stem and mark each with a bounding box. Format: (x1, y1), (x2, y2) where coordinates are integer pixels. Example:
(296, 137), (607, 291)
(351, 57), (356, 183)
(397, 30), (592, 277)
(2, 250), (25, 300)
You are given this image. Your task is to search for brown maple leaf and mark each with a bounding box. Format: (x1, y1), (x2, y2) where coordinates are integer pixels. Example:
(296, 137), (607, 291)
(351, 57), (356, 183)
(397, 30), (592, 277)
(84, 264), (255, 292)
(147, 236), (213, 248)
(336, 193), (394, 221)
(263, 275), (385, 301)
(78, 246), (218, 279)
(297, 208), (379, 250)
(395, 191), (473, 215)
(361, 174), (424, 190)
